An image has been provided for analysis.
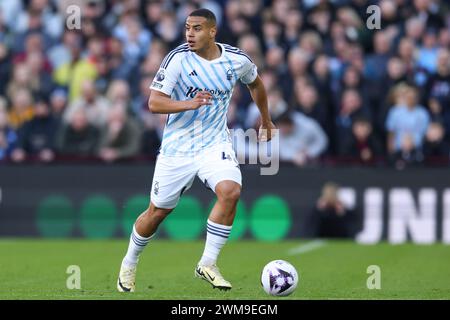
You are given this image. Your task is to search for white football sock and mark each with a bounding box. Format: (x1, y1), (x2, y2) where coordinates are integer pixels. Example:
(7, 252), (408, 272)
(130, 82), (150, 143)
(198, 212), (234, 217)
(199, 219), (232, 266)
(122, 225), (153, 267)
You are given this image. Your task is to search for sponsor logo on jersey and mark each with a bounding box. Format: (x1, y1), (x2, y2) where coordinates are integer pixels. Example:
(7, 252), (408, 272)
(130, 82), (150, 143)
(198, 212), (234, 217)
(186, 86), (231, 98)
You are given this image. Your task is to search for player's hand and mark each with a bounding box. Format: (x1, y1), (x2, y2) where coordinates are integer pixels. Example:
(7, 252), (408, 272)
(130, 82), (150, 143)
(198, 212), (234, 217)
(258, 121), (277, 142)
(187, 91), (213, 110)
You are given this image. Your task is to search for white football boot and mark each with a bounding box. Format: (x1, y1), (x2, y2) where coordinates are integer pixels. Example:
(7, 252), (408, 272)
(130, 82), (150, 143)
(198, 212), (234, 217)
(195, 264), (232, 291)
(117, 264), (137, 292)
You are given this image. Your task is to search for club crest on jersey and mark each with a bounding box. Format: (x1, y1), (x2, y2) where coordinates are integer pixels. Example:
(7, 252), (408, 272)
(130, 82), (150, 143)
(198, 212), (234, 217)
(154, 181), (159, 195)
(226, 68), (233, 80)
(156, 69), (165, 82)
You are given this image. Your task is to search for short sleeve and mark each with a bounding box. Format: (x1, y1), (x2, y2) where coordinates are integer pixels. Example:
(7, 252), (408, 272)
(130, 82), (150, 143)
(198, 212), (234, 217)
(240, 58), (258, 85)
(150, 53), (182, 96)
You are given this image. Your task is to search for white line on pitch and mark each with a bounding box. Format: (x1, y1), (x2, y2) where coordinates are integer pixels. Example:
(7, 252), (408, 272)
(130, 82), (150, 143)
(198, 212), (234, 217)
(287, 240), (327, 256)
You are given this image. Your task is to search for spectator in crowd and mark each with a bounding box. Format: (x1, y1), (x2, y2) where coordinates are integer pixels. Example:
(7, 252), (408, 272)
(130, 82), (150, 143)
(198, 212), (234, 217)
(293, 85), (329, 135)
(422, 121), (450, 159)
(93, 56), (112, 95)
(264, 45), (286, 75)
(141, 112), (166, 158)
(417, 29), (440, 74)
(139, 43), (165, 78)
(335, 89), (370, 153)
(8, 88), (35, 129)
(0, 0), (22, 33)
(310, 54), (333, 111)
(397, 37), (423, 85)
(25, 50), (54, 97)
(154, 11), (182, 49)
(112, 11), (152, 67)
(220, 11), (251, 45)
(97, 102), (141, 163)
(143, 0), (166, 35)
(49, 88), (68, 120)
(379, 0), (402, 30)
(340, 117), (383, 163)
(273, 110), (328, 167)
(364, 31), (392, 82)
(423, 48), (450, 137)
(412, 0), (445, 30)
(131, 74), (153, 121)
(0, 0), (448, 166)
(13, 31), (52, 74)
(10, 97), (58, 163)
(390, 132), (425, 169)
(82, 0), (109, 31)
(237, 33), (265, 71)
(245, 86), (287, 130)
(53, 35), (98, 102)
(305, 5), (332, 40)
(0, 98), (17, 160)
(284, 47), (310, 98)
(309, 182), (359, 239)
(438, 28), (450, 48)
(298, 30), (323, 62)
(48, 29), (81, 69)
(337, 66), (369, 110)
(14, 0), (63, 40)
(106, 79), (131, 108)
(386, 87), (430, 152)
(0, 41), (11, 96)
(261, 18), (283, 51)
(7, 64), (33, 102)
(56, 107), (99, 157)
(107, 36), (136, 82)
(405, 16), (426, 44)
(63, 79), (109, 128)
(382, 56), (409, 97)
(283, 9), (302, 49)
(386, 86), (430, 158)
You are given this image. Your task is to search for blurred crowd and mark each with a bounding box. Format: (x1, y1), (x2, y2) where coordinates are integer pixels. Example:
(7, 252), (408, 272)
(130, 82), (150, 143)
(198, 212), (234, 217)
(0, 0), (449, 167)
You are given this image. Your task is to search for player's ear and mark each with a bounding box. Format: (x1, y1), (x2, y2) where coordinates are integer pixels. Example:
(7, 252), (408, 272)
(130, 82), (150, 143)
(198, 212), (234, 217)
(210, 26), (217, 38)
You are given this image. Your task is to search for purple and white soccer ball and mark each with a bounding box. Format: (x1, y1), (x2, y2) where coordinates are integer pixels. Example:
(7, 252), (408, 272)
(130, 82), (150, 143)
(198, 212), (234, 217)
(261, 260), (299, 296)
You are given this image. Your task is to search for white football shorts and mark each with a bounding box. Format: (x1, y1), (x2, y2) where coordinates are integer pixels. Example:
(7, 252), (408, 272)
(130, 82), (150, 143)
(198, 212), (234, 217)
(150, 143), (242, 209)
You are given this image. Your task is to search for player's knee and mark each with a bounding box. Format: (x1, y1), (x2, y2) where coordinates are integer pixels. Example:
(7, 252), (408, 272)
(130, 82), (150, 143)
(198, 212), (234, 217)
(145, 205), (172, 219)
(216, 182), (241, 204)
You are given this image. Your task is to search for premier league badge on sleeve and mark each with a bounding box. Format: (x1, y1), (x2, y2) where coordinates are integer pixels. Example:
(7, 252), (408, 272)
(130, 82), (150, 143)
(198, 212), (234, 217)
(156, 69), (165, 82)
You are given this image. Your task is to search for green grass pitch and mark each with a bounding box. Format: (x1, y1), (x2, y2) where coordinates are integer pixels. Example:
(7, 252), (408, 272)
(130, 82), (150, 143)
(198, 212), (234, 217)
(0, 240), (449, 300)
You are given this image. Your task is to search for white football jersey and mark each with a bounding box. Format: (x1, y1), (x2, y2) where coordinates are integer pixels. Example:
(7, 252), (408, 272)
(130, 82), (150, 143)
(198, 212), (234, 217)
(150, 42), (258, 156)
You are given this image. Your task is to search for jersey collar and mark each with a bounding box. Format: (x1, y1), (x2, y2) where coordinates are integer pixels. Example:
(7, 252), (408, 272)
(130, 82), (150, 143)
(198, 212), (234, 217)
(191, 42), (225, 63)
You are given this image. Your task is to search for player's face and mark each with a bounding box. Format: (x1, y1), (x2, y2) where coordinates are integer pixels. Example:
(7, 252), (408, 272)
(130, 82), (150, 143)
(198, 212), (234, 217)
(185, 16), (216, 51)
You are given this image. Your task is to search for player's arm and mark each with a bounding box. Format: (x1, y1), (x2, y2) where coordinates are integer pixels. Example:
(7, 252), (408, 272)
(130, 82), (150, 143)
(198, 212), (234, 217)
(148, 90), (213, 114)
(149, 49), (213, 114)
(246, 75), (276, 141)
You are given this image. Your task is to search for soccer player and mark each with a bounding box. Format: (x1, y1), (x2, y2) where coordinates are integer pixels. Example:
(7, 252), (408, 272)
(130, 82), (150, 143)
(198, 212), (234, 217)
(117, 8), (275, 292)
